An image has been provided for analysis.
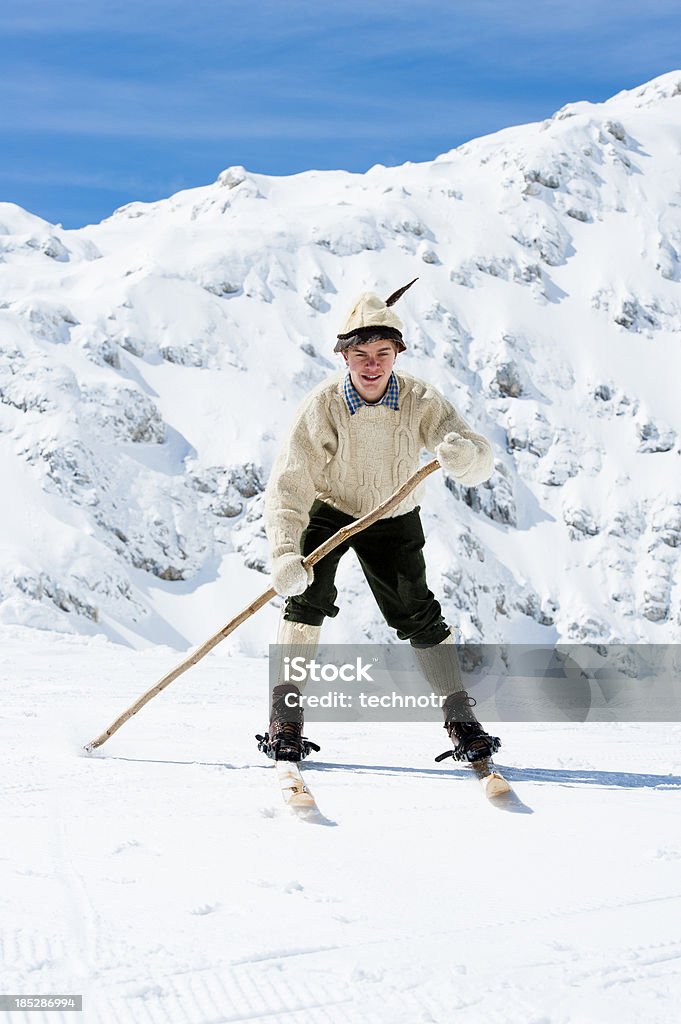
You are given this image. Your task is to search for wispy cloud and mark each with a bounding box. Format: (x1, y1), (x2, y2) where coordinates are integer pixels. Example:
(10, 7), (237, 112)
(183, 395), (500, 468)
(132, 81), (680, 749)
(0, 166), (174, 194)
(295, 1), (681, 79)
(3, 0), (679, 63)
(0, 63), (543, 145)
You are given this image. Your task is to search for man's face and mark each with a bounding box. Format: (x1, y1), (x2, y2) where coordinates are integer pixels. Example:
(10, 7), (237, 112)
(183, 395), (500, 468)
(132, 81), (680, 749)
(342, 339), (397, 403)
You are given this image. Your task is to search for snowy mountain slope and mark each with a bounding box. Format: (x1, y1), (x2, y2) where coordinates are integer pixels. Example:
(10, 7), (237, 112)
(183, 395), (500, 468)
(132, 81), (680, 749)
(2, 626), (680, 1023)
(1, 72), (681, 649)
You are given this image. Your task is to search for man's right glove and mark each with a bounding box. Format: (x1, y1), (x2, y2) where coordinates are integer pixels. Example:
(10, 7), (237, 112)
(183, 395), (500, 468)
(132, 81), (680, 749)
(271, 553), (314, 597)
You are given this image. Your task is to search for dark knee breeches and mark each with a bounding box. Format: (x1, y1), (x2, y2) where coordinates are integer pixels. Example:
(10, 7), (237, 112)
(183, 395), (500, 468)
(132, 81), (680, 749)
(284, 499), (450, 646)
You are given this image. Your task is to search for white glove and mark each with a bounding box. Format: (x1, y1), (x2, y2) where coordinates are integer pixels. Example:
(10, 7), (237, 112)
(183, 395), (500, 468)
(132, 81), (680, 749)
(271, 553), (314, 597)
(435, 433), (477, 479)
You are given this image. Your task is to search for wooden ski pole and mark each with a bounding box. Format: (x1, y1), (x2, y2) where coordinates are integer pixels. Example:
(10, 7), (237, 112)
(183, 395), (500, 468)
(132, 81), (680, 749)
(84, 458), (441, 751)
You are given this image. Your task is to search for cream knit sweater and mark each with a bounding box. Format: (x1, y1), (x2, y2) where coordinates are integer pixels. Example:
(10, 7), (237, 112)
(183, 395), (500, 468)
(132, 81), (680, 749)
(264, 370), (494, 561)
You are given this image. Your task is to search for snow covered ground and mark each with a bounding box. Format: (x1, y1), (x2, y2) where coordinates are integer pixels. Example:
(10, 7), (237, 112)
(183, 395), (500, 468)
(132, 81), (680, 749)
(2, 625), (680, 1024)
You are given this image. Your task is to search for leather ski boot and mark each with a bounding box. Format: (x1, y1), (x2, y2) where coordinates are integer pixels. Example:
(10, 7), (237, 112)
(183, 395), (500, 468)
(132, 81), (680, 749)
(256, 683), (320, 762)
(436, 690), (501, 764)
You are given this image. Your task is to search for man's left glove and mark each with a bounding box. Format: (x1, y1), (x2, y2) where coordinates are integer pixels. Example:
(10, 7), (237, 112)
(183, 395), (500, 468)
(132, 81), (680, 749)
(435, 433), (477, 479)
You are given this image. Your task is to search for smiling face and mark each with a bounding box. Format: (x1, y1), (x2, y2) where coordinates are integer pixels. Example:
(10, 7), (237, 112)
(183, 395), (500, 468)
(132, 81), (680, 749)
(342, 338), (398, 403)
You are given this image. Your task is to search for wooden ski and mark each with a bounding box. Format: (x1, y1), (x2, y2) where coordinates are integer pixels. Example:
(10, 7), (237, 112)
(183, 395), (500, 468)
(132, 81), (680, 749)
(275, 761), (321, 820)
(471, 758), (513, 799)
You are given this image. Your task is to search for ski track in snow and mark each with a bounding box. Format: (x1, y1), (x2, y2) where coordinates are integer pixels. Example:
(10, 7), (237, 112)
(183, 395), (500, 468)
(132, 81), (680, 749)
(1, 627), (680, 1023)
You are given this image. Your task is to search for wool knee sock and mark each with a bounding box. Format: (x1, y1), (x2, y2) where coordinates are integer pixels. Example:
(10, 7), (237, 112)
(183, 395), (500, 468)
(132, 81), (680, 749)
(272, 618), (321, 692)
(413, 631), (466, 699)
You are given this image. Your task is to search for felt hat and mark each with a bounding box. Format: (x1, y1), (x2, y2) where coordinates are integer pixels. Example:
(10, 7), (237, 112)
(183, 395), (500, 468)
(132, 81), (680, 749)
(334, 278), (418, 353)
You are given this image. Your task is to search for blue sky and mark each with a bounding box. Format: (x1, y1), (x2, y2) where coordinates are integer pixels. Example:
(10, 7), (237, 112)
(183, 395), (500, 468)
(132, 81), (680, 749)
(2, 0), (680, 228)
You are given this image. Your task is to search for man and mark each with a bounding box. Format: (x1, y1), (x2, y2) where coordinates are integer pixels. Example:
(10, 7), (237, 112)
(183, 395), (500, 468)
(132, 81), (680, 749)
(257, 279), (501, 765)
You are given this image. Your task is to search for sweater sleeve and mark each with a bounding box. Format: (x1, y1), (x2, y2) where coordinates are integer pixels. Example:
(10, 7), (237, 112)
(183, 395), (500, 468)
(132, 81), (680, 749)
(417, 383), (494, 487)
(264, 388), (339, 560)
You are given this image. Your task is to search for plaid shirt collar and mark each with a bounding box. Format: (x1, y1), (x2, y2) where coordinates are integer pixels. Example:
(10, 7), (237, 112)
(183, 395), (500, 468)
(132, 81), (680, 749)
(343, 371), (399, 415)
